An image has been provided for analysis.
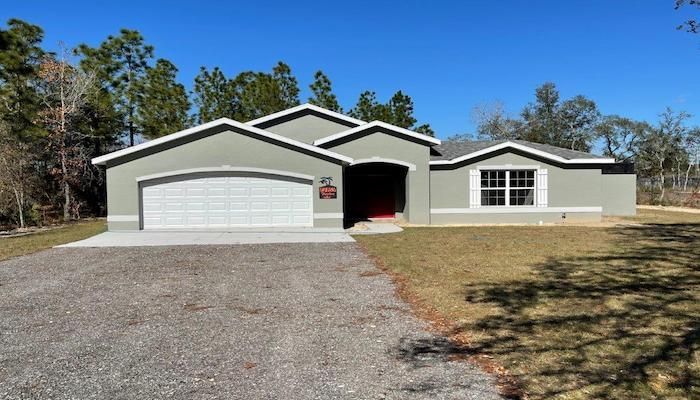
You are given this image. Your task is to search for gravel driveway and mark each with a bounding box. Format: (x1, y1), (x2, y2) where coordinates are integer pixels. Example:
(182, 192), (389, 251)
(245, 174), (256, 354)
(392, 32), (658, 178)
(0, 243), (502, 399)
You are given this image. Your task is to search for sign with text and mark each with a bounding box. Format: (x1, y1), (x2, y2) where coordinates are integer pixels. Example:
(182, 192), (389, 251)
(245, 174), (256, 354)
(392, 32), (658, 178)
(319, 177), (337, 199)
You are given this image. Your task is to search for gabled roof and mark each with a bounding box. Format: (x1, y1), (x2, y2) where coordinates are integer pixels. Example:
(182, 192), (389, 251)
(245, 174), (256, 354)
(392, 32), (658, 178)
(313, 121), (442, 147)
(246, 103), (366, 128)
(91, 117), (354, 166)
(430, 140), (615, 165)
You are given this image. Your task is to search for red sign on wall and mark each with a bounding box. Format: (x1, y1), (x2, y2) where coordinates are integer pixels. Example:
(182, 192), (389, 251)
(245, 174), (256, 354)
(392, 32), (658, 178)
(319, 177), (337, 199)
(319, 185), (337, 199)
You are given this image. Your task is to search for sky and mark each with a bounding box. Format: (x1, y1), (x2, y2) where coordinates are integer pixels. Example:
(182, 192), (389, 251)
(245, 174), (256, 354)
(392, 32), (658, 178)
(3, 0), (699, 141)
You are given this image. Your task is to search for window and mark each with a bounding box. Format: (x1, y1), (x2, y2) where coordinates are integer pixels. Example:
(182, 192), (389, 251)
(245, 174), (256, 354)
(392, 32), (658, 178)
(480, 170), (535, 206)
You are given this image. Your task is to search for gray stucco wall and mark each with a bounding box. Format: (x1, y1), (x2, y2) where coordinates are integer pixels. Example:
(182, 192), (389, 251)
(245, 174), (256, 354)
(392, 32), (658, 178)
(324, 131), (431, 224)
(261, 114), (354, 144)
(601, 174), (637, 215)
(429, 151), (604, 224)
(105, 129), (344, 230)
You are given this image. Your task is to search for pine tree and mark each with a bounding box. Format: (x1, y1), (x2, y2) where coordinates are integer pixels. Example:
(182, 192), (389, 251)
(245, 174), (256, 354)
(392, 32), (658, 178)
(386, 90), (417, 129)
(236, 62), (300, 120)
(308, 70), (341, 112)
(272, 61), (300, 110)
(349, 91), (384, 121)
(192, 66), (235, 123)
(76, 29), (154, 146)
(414, 124), (435, 136)
(0, 19), (45, 142)
(349, 90), (434, 135)
(137, 59), (191, 139)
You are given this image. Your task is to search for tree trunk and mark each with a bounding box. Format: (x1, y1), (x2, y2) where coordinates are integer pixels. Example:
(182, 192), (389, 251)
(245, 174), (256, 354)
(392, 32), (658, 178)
(129, 115), (135, 146)
(63, 181), (71, 222)
(13, 187), (25, 229)
(684, 164), (692, 191)
(658, 158), (666, 203)
(61, 152), (70, 221)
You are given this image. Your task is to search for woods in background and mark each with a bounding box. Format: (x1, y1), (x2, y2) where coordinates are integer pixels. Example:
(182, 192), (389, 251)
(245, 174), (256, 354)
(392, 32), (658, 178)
(0, 13), (698, 229)
(0, 18), (432, 229)
(467, 82), (700, 205)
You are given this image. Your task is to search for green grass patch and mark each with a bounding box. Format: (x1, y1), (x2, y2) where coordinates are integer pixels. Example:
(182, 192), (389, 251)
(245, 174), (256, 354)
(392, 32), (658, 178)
(0, 220), (106, 261)
(356, 209), (700, 399)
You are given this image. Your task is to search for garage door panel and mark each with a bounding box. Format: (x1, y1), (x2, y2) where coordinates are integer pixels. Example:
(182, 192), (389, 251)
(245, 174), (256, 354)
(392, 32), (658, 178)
(229, 201), (248, 211)
(207, 187), (227, 197)
(142, 175), (313, 229)
(229, 187), (248, 197)
(293, 201), (311, 210)
(250, 187), (270, 197)
(271, 201), (291, 211)
(251, 202), (270, 211)
(271, 187), (291, 197)
(292, 187), (311, 197)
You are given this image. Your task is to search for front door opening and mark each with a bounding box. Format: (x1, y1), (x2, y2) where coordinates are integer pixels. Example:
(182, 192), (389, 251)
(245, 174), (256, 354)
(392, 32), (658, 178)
(345, 163), (407, 224)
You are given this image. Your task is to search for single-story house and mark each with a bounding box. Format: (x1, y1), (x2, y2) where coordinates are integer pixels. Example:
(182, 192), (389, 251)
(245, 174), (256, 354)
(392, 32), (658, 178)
(92, 103), (636, 231)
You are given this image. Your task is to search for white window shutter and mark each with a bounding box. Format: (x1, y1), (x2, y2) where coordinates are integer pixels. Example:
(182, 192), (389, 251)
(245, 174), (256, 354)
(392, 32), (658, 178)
(537, 169), (548, 207)
(469, 169), (480, 208)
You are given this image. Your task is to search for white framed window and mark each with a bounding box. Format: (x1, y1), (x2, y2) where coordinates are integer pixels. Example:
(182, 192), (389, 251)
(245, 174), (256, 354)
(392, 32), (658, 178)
(480, 169), (536, 207)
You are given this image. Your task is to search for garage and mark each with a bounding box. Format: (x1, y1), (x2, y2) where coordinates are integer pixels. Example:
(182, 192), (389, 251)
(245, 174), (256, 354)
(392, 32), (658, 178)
(141, 174), (313, 230)
(92, 117), (351, 231)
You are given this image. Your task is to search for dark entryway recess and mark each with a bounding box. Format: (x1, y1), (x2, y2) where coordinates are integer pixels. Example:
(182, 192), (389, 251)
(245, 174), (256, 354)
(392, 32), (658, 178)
(345, 163), (407, 224)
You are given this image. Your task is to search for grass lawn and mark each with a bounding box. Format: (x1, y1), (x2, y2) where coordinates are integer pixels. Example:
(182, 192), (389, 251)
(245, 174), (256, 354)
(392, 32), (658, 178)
(355, 209), (700, 399)
(0, 220), (106, 261)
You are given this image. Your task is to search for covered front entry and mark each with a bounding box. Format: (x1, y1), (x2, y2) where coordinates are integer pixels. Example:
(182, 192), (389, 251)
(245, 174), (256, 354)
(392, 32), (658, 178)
(345, 163), (407, 223)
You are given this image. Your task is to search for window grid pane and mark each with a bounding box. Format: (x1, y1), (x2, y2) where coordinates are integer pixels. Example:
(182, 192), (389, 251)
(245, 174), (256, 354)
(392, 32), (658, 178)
(509, 188), (535, 206)
(481, 189), (506, 206)
(479, 169), (536, 207)
(481, 170), (506, 188)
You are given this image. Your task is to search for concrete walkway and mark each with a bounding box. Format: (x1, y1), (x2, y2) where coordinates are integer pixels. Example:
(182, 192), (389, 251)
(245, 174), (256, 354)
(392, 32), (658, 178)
(346, 222), (404, 235)
(57, 230), (355, 247)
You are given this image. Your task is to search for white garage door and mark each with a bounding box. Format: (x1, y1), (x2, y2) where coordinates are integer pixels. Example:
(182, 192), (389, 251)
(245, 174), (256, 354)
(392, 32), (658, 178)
(141, 175), (313, 230)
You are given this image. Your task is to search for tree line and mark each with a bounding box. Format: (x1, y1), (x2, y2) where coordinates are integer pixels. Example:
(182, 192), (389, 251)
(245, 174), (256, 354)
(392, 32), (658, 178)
(466, 82), (700, 203)
(0, 18), (432, 229)
(0, 5), (697, 229)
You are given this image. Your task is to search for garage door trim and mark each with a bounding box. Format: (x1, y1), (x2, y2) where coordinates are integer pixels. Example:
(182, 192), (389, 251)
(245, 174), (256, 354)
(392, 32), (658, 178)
(136, 166), (314, 183)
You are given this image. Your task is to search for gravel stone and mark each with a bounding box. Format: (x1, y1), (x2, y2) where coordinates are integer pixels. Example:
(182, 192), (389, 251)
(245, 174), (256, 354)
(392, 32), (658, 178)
(0, 243), (503, 399)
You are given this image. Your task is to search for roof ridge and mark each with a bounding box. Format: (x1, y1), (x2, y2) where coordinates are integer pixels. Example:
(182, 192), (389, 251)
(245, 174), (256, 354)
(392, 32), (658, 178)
(246, 103), (366, 127)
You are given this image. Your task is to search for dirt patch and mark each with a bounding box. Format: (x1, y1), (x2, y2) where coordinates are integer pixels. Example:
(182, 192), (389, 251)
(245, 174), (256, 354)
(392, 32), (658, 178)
(183, 303), (212, 312)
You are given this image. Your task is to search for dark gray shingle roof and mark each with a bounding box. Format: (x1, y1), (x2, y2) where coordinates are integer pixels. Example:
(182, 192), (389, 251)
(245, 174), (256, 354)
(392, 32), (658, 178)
(431, 139), (607, 161)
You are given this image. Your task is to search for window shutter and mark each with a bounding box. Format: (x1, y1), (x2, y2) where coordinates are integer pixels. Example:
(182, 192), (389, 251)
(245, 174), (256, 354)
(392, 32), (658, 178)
(469, 169), (480, 208)
(536, 169), (548, 207)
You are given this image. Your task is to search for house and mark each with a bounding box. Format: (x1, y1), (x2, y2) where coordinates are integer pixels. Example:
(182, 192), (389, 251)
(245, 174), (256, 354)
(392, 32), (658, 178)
(92, 104), (636, 230)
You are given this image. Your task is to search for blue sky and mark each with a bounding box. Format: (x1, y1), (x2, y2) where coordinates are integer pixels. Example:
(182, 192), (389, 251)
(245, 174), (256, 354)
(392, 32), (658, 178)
(3, 0), (699, 140)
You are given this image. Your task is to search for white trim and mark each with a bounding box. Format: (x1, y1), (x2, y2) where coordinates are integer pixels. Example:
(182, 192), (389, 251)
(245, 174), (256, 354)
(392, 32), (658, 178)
(469, 169), (480, 208)
(136, 167), (314, 183)
(476, 164), (540, 170)
(430, 206), (602, 214)
(313, 121), (441, 147)
(246, 103), (366, 127)
(107, 215), (139, 222)
(313, 213), (344, 219)
(536, 169), (548, 208)
(429, 141), (615, 166)
(351, 157), (417, 171)
(92, 117), (354, 165)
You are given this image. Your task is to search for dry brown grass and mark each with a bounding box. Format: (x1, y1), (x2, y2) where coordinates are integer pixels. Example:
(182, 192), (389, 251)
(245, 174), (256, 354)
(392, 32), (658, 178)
(0, 219), (106, 261)
(355, 209), (700, 399)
